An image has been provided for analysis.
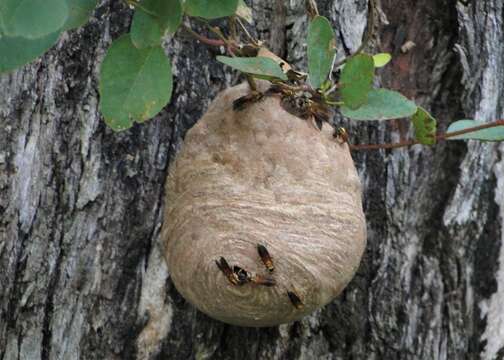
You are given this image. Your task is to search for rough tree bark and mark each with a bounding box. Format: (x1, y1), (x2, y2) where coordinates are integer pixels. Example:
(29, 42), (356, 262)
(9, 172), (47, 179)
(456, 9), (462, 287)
(1, 0), (503, 359)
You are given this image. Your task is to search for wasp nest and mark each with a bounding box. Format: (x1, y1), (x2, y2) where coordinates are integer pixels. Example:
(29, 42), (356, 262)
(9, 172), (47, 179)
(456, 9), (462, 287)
(162, 82), (366, 327)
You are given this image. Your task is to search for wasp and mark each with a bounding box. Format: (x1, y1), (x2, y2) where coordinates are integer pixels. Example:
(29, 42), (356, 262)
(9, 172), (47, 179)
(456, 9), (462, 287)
(280, 94), (309, 120)
(216, 257), (276, 287)
(280, 94), (331, 131)
(257, 244), (274, 272)
(334, 127), (349, 144)
(234, 265), (276, 287)
(287, 289), (304, 310)
(233, 91), (265, 111)
(232, 265), (251, 285)
(309, 100), (331, 130)
(264, 84), (284, 97)
(215, 257), (241, 285)
(250, 274), (276, 287)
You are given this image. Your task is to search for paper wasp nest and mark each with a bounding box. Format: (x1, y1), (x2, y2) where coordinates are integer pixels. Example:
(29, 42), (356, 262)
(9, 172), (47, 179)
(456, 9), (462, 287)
(162, 82), (366, 327)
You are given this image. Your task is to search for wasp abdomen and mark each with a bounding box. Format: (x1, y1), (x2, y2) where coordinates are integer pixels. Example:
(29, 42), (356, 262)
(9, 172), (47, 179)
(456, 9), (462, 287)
(287, 290), (304, 309)
(257, 244), (274, 272)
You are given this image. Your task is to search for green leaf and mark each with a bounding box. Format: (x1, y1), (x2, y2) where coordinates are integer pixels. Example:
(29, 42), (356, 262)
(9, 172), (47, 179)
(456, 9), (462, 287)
(339, 53), (374, 109)
(446, 120), (504, 141)
(412, 107), (437, 145)
(372, 53), (392, 68)
(63, 0), (97, 31)
(131, 0), (182, 48)
(0, 31), (60, 73)
(341, 89), (417, 121)
(99, 34), (173, 131)
(131, 10), (162, 48)
(0, 0), (69, 39)
(185, 0), (239, 19)
(307, 16), (336, 89)
(236, 0), (252, 23)
(216, 56), (288, 80)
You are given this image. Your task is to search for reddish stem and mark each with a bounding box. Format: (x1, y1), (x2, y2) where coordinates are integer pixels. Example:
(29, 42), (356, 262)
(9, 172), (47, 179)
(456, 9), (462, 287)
(182, 25), (226, 47)
(349, 120), (504, 151)
(182, 25), (240, 56)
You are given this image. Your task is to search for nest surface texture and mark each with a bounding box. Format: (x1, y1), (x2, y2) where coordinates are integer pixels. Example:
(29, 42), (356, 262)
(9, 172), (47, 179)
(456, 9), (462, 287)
(162, 82), (366, 327)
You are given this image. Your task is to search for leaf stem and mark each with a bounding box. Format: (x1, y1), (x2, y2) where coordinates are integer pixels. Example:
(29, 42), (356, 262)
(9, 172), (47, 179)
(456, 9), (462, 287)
(349, 120), (504, 151)
(181, 24), (227, 47)
(204, 22), (241, 56)
(246, 75), (257, 91)
(202, 21), (228, 43)
(325, 100), (344, 106)
(273, 82), (318, 97)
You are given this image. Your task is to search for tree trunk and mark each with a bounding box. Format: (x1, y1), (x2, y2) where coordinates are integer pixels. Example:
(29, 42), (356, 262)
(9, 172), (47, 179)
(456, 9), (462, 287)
(1, 0), (503, 359)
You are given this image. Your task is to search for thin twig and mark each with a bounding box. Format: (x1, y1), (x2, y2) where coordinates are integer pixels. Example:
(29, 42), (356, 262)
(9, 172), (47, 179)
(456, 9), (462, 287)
(188, 17), (241, 56)
(349, 120), (504, 151)
(206, 23), (240, 56)
(236, 17), (259, 45)
(350, 139), (416, 151)
(333, 0), (376, 68)
(325, 100), (344, 106)
(229, 16), (238, 42)
(325, 83), (339, 95)
(204, 22), (229, 43)
(182, 24), (226, 47)
(306, 0), (319, 19)
(273, 82), (319, 97)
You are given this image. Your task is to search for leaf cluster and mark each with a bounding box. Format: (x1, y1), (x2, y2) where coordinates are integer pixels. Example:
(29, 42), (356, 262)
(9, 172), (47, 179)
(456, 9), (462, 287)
(0, 0), (96, 73)
(1, 0), (503, 143)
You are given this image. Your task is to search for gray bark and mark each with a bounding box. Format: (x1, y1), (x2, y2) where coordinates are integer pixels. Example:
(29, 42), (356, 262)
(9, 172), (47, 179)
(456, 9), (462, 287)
(1, 0), (503, 359)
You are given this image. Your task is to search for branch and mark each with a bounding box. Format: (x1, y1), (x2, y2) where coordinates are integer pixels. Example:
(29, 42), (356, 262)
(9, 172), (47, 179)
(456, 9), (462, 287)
(349, 139), (415, 151)
(182, 24), (226, 47)
(202, 21), (241, 56)
(349, 120), (504, 151)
